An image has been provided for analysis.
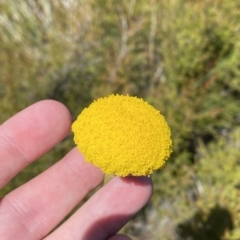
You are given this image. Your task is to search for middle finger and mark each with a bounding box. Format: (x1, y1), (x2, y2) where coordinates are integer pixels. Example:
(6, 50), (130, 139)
(0, 148), (103, 240)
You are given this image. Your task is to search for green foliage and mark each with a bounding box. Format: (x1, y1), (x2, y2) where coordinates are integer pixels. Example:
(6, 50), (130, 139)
(127, 127), (240, 239)
(1, 0), (240, 238)
(195, 128), (240, 239)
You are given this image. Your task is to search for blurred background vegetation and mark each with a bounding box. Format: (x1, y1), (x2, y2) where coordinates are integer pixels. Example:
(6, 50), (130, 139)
(0, 0), (240, 239)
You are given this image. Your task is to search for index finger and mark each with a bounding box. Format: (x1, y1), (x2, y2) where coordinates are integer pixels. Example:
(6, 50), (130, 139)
(0, 100), (72, 189)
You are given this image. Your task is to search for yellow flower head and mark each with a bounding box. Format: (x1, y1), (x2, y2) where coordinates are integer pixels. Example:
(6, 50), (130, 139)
(72, 94), (172, 177)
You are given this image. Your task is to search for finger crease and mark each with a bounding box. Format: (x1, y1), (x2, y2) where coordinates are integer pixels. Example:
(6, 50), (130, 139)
(0, 131), (29, 165)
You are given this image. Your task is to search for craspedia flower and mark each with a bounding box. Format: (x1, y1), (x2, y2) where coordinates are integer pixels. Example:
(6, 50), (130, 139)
(72, 94), (172, 177)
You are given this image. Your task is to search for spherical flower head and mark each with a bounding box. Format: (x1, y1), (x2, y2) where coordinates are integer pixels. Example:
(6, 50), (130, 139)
(72, 94), (172, 177)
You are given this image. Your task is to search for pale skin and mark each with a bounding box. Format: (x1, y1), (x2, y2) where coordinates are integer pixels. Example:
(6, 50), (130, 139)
(0, 100), (153, 240)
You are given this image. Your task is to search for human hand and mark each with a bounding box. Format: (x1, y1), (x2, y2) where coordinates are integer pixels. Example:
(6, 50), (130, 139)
(0, 100), (152, 240)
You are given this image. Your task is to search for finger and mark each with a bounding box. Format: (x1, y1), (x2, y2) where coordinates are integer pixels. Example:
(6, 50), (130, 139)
(108, 234), (131, 240)
(0, 148), (103, 239)
(0, 100), (71, 188)
(45, 176), (152, 240)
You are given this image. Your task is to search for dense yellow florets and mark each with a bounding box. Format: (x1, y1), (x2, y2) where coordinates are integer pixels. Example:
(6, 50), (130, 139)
(72, 95), (172, 177)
